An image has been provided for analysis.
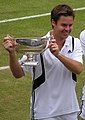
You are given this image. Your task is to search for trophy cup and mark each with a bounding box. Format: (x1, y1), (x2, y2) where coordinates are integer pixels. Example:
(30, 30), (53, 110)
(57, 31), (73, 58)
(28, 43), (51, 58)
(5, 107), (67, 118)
(15, 37), (48, 66)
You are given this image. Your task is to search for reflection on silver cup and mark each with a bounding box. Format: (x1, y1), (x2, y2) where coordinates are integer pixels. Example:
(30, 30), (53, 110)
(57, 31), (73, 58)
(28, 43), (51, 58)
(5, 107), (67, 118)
(15, 37), (48, 66)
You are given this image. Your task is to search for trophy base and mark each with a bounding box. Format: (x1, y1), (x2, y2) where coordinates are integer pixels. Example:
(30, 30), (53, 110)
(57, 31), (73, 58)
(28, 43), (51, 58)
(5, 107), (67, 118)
(23, 61), (38, 66)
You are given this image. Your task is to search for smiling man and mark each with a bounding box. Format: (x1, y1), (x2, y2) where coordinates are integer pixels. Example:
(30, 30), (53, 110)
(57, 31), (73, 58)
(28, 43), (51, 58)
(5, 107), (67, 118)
(3, 4), (83, 120)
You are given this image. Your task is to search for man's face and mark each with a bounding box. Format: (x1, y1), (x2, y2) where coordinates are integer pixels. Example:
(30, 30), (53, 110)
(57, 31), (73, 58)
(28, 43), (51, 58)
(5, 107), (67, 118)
(52, 16), (74, 40)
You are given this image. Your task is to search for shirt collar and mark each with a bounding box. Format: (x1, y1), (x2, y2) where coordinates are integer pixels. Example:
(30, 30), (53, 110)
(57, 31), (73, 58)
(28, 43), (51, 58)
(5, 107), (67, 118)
(63, 36), (73, 53)
(46, 31), (73, 53)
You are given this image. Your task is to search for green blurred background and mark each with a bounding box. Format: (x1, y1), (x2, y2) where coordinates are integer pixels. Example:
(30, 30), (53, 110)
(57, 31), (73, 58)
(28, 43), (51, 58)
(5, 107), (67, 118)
(0, 0), (85, 120)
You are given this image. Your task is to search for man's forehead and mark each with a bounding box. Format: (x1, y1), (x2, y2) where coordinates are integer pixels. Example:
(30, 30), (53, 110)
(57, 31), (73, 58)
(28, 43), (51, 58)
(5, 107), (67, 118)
(56, 16), (74, 24)
(59, 16), (74, 21)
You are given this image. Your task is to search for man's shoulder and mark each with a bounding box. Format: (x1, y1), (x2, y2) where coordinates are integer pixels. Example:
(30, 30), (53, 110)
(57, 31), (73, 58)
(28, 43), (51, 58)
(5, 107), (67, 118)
(80, 30), (85, 39)
(67, 35), (79, 41)
(66, 36), (81, 49)
(80, 30), (85, 35)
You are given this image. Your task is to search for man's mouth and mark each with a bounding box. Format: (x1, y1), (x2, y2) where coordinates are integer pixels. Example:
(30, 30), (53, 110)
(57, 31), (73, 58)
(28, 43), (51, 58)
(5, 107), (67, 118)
(63, 30), (71, 36)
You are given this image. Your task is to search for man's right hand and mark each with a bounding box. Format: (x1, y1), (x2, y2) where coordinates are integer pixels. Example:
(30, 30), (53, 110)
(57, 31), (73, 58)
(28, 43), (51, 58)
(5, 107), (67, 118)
(3, 35), (17, 53)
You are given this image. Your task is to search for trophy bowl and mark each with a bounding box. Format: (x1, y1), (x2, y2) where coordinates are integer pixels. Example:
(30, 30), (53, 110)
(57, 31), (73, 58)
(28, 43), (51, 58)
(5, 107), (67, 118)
(15, 37), (48, 66)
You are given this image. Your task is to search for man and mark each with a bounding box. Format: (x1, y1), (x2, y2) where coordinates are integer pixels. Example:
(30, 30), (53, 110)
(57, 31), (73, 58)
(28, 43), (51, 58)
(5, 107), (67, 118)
(79, 30), (85, 120)
(3, 4), (83, 120)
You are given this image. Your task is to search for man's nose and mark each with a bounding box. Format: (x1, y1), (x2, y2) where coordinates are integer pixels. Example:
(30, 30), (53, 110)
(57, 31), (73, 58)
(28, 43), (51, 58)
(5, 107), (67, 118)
(65, 25), (70, 31)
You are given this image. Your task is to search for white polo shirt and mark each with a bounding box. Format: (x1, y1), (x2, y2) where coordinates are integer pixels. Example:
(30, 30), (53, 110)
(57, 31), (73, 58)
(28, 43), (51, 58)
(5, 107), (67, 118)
(22, 31), (83, 119)
(80, 30), (85, 55)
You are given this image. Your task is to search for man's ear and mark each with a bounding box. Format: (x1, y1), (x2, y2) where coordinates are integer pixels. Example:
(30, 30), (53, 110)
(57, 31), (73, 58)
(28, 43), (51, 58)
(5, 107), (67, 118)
(51, 19), (56, 28)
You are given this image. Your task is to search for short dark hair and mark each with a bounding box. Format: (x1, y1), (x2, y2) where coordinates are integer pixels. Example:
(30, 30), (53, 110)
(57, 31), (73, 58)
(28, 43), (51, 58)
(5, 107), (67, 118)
(51, 4), (75, 22)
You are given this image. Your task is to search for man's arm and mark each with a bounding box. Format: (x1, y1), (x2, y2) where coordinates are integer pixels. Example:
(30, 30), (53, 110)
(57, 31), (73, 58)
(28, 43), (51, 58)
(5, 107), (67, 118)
(57, 53), (83, 74)
(48, 39), (83, 74)
(3, 36), (25, 78)
(9, 51), (25, 78)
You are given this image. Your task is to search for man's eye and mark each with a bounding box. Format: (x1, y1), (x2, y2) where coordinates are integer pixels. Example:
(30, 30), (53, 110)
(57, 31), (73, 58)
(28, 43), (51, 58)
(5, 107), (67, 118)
(69, 24), (73, 27)
(62, 24), (73, 27)
(62, 24), (67, 27)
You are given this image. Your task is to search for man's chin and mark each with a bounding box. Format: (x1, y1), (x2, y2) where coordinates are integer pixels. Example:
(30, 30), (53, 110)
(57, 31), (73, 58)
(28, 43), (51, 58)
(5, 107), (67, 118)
(62, 35), (69, 39)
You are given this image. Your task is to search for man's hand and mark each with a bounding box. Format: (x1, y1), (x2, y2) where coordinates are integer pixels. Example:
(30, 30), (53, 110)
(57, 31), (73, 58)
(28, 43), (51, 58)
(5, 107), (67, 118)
(3, 35), (17, 53)
(48, 39), (60, 56)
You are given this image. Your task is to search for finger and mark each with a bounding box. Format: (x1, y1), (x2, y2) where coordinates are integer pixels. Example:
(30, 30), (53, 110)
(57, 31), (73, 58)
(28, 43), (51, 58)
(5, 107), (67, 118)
(7, 34), (13, 39)
(51, 39), (56, 43)
(4, 35), (14, 41)
(3, 43), (13, 49)
(3, 40), (13, 45)
(51, 35), (54, 39)
(49, 39), (56, 44)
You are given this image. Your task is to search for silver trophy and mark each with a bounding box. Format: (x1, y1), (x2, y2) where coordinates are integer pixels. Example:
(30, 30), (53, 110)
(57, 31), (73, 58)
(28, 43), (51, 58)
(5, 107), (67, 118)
(15, 37), (49, 66)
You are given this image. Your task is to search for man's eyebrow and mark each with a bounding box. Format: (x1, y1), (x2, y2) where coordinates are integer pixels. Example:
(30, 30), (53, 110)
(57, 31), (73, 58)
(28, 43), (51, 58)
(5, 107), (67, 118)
(61, 23), (73, 26)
